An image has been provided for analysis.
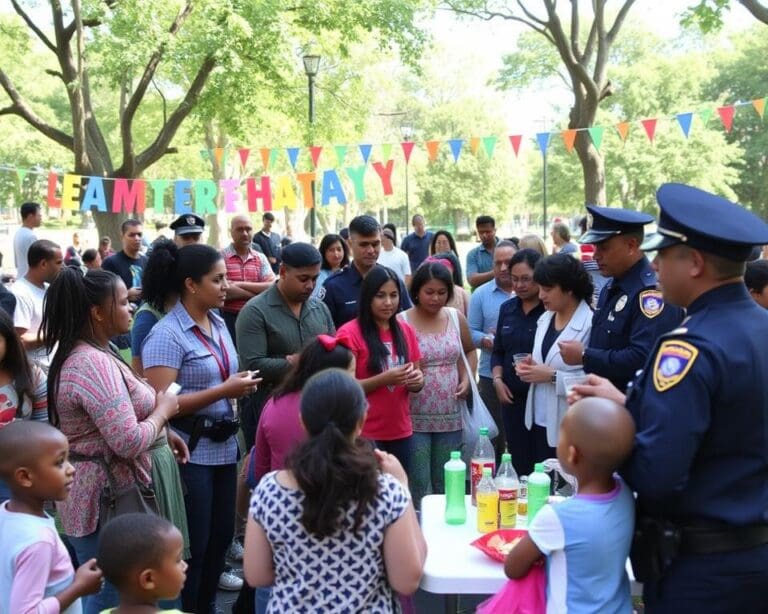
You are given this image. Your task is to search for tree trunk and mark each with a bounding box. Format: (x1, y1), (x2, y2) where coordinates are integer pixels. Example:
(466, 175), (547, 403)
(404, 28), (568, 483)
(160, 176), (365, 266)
(573, 131), (605, 206)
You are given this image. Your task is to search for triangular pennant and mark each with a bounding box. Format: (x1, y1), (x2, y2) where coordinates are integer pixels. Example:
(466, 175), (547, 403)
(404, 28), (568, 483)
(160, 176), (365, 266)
(287, 147), (300, 169)
(641, 118), (657, 142)
(200, 149), (210, 161)
(269, 148), (279, 168)
(717, 105), (735, 132)
(508, 134), (523, 157)
(425, 140), (440, 161)
(238, 148), (250, 168)
(401, 141), (415, 164)
(309, 146), (323, 168)
(381, 143), (392, 161)
(359, 144), (372, 164)
(561, 129), (577, 153)
(752, 98), (765, 118)
(615, 121), (630, 142)
(469, 137), (481, 155)
(536, 132), (551, 154)
(260, 147), (271, 171)
(587, 126), (604, 150)
(699, 108), (713, 126)
(334, 145), (348, 167)
(16, 167), (27, 183)
(213, 147), (224, 166)
(676, 112), (694, 138)
(482, 136), (497, 159)
(448, 139), (464, 163)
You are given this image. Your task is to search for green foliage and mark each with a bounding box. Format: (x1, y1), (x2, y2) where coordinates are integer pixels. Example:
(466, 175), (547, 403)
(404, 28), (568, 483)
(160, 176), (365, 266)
(681, 0), (734, 32)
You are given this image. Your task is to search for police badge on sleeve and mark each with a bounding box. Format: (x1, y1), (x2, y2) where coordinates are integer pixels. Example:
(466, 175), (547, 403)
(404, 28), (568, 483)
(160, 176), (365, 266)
(639, 290), (664, 319)
(653, 340), (699, 392)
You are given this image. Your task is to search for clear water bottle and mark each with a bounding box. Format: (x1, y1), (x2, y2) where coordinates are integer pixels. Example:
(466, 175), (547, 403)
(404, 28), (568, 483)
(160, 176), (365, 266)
(495, 453), (519, 528)
(444, 451), (467, 525)
(517, 475), (529, 528)
(528, 463), (552, 522)
(470, 427), (496, 506)
(476, 467), (499, 533)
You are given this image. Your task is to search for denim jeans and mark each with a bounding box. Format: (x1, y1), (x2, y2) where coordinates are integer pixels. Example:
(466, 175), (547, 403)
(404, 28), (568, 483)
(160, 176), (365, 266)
(179, 462), (237, 614)
(373, 436), (413, 475)
(255, 586), (272, 614)
(409, 430), (463, 508)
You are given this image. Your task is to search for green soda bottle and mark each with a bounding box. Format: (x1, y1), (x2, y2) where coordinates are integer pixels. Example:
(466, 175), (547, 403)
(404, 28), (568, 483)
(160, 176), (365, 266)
(527, 463), (551, 522)
(444, 451), (467, 525)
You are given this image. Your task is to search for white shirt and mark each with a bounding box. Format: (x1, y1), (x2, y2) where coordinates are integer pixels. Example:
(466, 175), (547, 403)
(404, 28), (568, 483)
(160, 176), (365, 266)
(11, 277), (51, 367)
(13, 227), (37, 278)
(377, 246), (411, 283)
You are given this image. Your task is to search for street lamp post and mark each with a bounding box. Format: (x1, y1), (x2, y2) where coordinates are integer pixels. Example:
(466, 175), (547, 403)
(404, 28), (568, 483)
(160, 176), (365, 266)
(542, 148), (548, 236)
(303, 54), (320, 242)
(400, 124), (413, 232)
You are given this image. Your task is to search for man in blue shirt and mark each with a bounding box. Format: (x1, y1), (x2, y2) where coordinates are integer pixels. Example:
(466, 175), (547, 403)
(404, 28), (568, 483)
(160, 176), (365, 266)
(321, 215), (411, 328)
(468, 240), (516, 459)
(466, 215), (499, 289)
(400, 214), (433, 273)
(576, 183), (768, 612)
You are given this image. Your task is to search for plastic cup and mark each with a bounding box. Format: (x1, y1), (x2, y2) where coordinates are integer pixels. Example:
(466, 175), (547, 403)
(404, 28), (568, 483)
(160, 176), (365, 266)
(513, 353), (530, 365)
(563, 374), (589, 396)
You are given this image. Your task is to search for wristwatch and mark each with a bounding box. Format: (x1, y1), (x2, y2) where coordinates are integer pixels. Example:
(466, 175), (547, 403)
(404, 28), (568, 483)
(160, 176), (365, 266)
(550, 371), (557, 384)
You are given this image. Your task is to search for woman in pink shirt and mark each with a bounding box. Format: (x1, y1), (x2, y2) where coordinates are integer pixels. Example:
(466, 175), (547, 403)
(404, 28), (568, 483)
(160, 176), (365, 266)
(336, 265), (424, 474)
(250, 335), (355, 484)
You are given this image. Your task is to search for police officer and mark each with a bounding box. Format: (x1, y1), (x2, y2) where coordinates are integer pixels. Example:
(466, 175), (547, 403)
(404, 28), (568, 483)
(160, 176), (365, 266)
(574, 183), (768, 612)
(559, 205), (683, 391)
(321, 214), (411, 328)
(169, 213), (205, 247)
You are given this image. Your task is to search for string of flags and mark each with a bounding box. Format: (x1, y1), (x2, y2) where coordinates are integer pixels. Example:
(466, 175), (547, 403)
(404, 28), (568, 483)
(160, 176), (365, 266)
(1, 96), (764, 215)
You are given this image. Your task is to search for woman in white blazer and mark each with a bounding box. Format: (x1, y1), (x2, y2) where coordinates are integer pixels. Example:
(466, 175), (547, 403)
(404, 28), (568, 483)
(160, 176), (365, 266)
(516, 254), (594, 462)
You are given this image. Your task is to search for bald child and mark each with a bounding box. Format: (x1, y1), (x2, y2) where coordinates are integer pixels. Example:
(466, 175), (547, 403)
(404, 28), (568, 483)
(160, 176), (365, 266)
(505, 398), (636, 613)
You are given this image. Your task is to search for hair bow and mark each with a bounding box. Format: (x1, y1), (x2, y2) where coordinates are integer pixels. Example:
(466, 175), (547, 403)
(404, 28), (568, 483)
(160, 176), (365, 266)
(424, 256), (454, 272)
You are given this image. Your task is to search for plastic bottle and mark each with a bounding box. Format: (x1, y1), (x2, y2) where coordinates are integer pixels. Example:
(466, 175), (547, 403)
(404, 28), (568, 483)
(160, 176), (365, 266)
(470, 427), (496, 506)
(495, 453), (519, 529)
(527, 463), (552, 522)
(444, 451), (467, 525)
(476, 467), (499, 533)
(517, 476), (529, 528)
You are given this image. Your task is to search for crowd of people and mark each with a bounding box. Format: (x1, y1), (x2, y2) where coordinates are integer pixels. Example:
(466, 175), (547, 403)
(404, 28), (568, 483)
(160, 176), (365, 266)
(2, 182), (768, 613)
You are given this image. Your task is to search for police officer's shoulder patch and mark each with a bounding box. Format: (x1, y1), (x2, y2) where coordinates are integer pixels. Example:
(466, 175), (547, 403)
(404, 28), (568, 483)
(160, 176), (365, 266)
(653, 340), (699, 392)
(639, 290), (665, 319)
(317, 286), (326, 300)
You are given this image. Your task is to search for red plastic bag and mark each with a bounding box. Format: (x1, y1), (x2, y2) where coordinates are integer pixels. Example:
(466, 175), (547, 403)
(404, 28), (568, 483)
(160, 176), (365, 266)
(476, 564), (546, 614)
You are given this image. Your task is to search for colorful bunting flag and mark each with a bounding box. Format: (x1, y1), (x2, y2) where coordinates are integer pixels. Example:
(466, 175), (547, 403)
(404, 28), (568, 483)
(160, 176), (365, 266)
(359, 144), (372, 164)
(448, 139), (464, 163)
(238, 148), (250, 168)
(260, 148), (271, 171)
(287, 147), (300, 170)
(699, 108), (713, 125)
(199, 149), (209, 161)
(269, 148), (279, 169)
(469, 137), (481, 155)
(16, 168), (27, 183)
(309, 146), (323, 168)
(381, 143), (392, 161)
(482, 136), (497, 159)
(508, 135), (522, 157)
(676, 112), (694, 138)
(561, 129), (577, 153)
(641, 119), (657, 143)
(334, 145), (348, 167)
(401, 141), (415, 164)
(587, 126), (604, 150)
(425, 140), (440, 161)
(615, 121), (630, 142)
(536, 132), (551, 154)
(717, 106), (735, 132)
(213, 148), (224, 166)
(752, 98), (765, 118)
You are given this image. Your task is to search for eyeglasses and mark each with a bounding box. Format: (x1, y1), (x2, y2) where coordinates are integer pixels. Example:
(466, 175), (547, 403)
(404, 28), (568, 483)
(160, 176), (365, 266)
(510, 276), (534, 285)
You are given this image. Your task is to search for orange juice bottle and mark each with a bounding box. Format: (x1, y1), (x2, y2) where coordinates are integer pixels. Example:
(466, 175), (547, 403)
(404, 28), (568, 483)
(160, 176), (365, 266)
(476, 467), (499, 533)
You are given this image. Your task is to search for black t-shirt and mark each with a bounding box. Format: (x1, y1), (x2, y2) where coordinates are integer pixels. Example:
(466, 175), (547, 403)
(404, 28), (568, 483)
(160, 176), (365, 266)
(540, 317), (561, 361)
(102, 250), (148, 289)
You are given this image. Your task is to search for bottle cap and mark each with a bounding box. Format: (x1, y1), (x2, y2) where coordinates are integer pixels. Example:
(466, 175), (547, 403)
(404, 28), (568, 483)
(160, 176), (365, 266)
(482, 467), (492, 476)
(479, 427), (489, 435)
(450, 451), (461, 460)
(520, 475), (528, 482)
(534, 463), (546, 472)
(501, 453), (511, 462)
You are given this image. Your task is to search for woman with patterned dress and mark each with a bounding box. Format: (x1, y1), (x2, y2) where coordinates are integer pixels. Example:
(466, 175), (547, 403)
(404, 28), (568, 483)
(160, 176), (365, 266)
(399, 260), (476, 507)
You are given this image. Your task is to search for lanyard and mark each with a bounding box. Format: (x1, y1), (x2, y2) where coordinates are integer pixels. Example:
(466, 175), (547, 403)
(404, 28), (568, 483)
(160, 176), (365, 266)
(192, 326), (230, 383)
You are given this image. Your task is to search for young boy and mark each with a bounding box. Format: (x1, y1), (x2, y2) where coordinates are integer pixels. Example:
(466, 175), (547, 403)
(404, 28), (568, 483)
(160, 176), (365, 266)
(97, 513), (188, 614)
(0, 420), (103, 613)
(505, 397), (636, 613)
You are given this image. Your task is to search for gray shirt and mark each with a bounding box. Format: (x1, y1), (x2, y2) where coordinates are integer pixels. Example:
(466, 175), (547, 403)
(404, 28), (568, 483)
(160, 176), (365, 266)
(13, 227), (36, 278)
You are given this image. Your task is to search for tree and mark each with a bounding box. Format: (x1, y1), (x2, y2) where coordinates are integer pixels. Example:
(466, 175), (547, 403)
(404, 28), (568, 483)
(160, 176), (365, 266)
(446, 0), (635, 206)
(683, 1), (768, 31)
(0, 0), (428, 240)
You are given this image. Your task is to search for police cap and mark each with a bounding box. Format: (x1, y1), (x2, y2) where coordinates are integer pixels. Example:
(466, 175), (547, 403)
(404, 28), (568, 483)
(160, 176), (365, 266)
(281, 242), (321, 268)
(170, 214), (205, 236)
(579, 205), (654, 244)
(641, 183), (768, 261)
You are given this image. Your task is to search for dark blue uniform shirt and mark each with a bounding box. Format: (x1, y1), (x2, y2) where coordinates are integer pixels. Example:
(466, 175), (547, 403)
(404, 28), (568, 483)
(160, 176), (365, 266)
(622, 282), (768, 526)
(320, 264), (412, 329)
(584, 256), (683, 391)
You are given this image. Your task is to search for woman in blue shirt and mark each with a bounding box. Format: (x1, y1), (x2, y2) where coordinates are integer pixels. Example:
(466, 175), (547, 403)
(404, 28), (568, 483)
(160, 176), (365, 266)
(142, 244), (261, 614)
